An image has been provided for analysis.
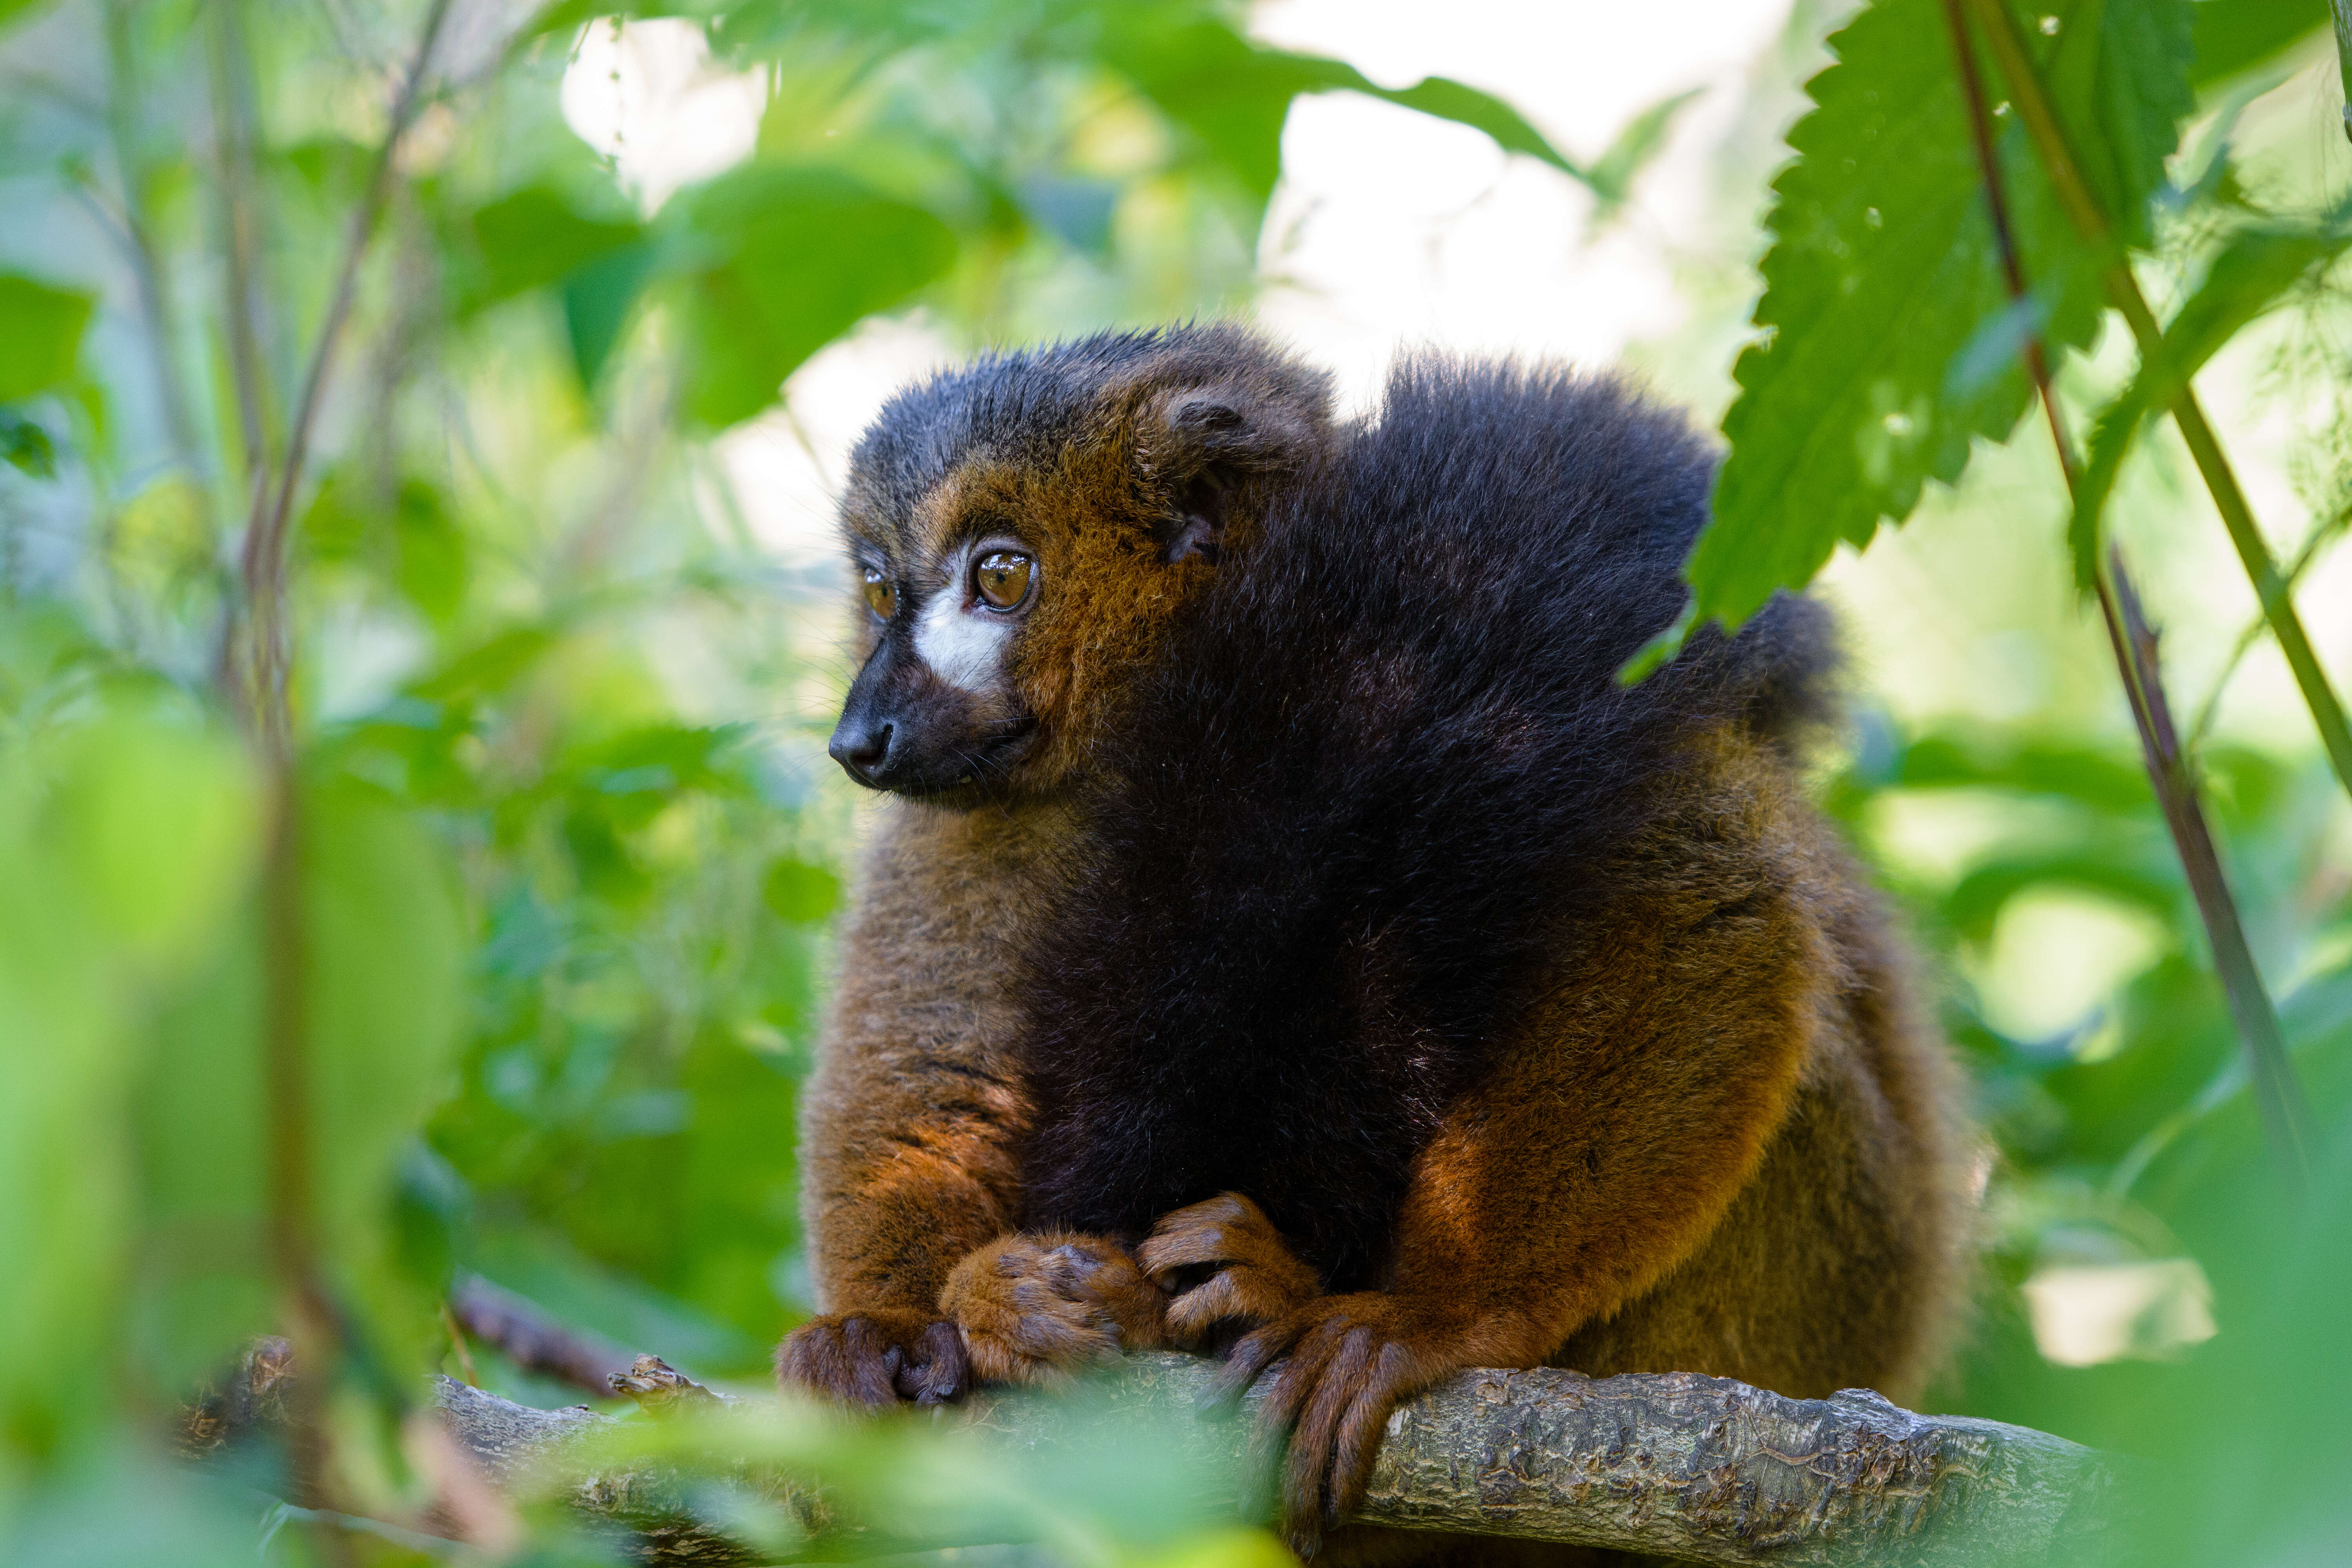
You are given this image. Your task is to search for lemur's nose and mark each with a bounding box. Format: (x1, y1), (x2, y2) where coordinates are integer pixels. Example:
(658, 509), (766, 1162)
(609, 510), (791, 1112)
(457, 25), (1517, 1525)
(829, 718), (894, 784)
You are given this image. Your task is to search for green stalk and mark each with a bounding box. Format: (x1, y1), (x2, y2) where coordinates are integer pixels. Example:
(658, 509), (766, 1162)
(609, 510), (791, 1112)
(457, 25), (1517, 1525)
(2332, 0), (2352, 145)
(1962, 0), (2352, 807)
(1942, 0), (2312, 1189)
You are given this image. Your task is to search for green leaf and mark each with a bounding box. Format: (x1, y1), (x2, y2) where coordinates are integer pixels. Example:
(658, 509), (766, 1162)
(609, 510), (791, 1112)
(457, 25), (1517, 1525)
(0, 274), (96, 403)
(673, 163), (956, 428)
(0, 406), (56, 477)
(2189, 0), (2328, 89)
(131, 777), (463, 1385)
(465, 184), (646, 311)
(1098, 11), (1588, 214)
(763, 858), (841, 924)
(1688, 0), (2196, 630)
(0, 706), (260, 1441)
(563, 241), (657, 389)
(1582, 87), (1706, 212)
(2067, 220), (2352, 588)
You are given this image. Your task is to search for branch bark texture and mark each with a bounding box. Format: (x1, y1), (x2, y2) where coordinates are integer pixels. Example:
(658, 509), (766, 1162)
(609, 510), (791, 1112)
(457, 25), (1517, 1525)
(410, 1354), (2114, 1567)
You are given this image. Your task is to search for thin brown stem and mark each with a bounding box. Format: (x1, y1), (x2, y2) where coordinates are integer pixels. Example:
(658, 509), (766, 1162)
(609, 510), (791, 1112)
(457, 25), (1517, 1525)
(207, 0), (276, 505)
(1961, 0), (2352, 805)
(1942, 0), (2311, 1189)
(236, 0), (454, 754)
(227, 6), (455, 1555)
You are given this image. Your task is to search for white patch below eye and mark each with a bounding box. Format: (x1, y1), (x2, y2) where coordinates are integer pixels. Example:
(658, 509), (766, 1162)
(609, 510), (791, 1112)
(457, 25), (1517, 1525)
(914, 588), (1014, 693)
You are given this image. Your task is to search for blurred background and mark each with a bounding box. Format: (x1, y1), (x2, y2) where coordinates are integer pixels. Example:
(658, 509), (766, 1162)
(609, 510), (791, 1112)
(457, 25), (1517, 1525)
(3, 0), (2350, 1561)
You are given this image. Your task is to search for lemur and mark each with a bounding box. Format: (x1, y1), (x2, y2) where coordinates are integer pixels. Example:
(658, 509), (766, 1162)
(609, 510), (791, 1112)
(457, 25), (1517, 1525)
(779, 323), (1973, 1559)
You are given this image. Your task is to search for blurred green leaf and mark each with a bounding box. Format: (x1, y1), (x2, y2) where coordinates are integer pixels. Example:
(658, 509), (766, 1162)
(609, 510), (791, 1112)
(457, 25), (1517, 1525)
(0, 704), (261, 1453)
(673, 163), (956, 427)
(2190, 0), (2328, 88)
(762, 858), (840, 923)
(0, 405), (56, 476)
(131, 774), (464, 1387)
(1100, 10), (1590, 212)
(0, 274), (96, 403)
(564, 241), (658, 389)
(468, 185), (646, 309)
(1689, 0), (2195, 628)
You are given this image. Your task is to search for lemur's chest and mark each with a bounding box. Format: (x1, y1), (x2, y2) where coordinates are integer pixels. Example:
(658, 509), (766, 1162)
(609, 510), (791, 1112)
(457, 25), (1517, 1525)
(1013, 952), (1480, 1291)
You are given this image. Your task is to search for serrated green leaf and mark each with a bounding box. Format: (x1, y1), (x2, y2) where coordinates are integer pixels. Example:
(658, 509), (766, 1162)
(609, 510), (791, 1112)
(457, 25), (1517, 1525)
(2068, 220), (2352, 589)
(0, 274), (96, 403)
(1688, 0), (2196, 630)
(673, 163), (956, 428)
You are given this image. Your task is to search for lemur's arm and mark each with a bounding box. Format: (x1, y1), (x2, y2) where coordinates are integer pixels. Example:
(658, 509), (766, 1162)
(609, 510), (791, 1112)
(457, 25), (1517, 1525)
(782, 806), (1170, 1401)
(780, 812), (1031, 1403)
(1214, 772), (1837, 1553)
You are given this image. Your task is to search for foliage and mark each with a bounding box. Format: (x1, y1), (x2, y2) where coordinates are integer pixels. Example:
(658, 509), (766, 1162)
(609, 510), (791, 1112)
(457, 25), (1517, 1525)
(2, 0), (2350, 1563)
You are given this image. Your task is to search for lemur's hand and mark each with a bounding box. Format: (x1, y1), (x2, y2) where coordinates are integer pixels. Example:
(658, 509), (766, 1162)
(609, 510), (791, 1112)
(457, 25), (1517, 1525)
(1213, 1293), (1478, 1560)
(775, 1308), (966, 1406)
(940, 1232), (1167, 1386)
(1136, 1192), (1321, 1347)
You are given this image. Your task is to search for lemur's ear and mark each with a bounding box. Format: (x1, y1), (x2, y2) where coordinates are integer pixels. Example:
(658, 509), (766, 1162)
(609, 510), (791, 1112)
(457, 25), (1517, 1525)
(1135, 357), (1334, 566)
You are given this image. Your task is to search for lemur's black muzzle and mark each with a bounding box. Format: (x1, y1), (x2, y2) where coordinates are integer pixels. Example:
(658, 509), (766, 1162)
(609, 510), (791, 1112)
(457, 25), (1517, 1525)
(829, 633), (1018, 797)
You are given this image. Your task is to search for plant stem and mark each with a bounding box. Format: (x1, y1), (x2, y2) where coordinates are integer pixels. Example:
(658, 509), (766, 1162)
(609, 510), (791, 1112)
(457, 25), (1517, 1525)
(1961, 0), (2352, 806)
(2332, 0), (2352, 145)
(236, 0), (453, 754)
(1941, 0), (2312, 1190)
(226, 2), (454, 1548)
(207, 0), (276, 505)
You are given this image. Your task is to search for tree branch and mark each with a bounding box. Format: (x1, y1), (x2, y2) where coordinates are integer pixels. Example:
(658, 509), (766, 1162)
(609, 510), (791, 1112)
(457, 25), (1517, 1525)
(188, 1347), (2116, 1566)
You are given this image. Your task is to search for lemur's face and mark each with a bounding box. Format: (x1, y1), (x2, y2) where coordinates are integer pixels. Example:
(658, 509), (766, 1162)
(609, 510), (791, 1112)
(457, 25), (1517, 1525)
(826, 331), (1332, 807)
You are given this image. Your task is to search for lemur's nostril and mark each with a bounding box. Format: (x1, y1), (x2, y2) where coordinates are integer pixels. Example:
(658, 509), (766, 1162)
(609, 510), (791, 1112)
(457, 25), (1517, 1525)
(830, 720), (893, 781)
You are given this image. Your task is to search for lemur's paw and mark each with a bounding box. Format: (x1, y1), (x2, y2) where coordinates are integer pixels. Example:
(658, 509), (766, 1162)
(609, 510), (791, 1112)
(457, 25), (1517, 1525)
(1213, 1294), (1470, 1560)
(1136, 1192), (1322, 1347)
(775, 1307), (967, 1406)
(941, 1232), (1169, 1385)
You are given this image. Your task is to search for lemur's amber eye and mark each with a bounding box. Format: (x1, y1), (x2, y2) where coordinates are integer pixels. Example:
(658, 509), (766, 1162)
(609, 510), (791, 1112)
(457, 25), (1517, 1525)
(861, 567), (897, 622)
(973, 550), (1034, 610)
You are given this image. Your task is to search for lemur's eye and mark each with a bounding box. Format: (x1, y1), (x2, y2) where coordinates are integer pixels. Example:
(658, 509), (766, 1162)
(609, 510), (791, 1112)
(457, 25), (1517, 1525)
(973, 550), (1034, 611)
(861, 567), (897, 622)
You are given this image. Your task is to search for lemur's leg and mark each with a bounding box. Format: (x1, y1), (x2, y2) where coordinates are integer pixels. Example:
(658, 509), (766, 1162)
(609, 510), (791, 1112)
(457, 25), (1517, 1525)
(940, 1232), (1169, 1385)
(1216, 767), (1843, 1557)
(1136, 1192), (1323, 1347)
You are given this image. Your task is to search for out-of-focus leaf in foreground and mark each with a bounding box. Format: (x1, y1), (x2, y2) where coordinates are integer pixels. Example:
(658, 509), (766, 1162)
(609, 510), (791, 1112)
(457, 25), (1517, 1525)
(133, 776), (465, 1388)
(674, 164), (957, 428)
(0, 273), (95, 402)
(1681, 0), (2194, 633)
(0, 704), (261, 1458)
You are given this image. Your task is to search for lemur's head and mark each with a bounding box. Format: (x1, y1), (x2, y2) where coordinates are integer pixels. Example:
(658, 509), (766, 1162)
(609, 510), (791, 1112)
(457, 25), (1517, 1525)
(828, 324), (1333, 806)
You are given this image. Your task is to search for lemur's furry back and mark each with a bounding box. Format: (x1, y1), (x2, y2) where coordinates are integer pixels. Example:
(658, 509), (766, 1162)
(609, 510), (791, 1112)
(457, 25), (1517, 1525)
(1016, 359), (1837, 1283)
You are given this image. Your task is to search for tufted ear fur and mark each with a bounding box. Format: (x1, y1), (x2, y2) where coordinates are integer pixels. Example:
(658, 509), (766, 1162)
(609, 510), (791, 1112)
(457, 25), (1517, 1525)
(1123, 336), (1336, 566)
